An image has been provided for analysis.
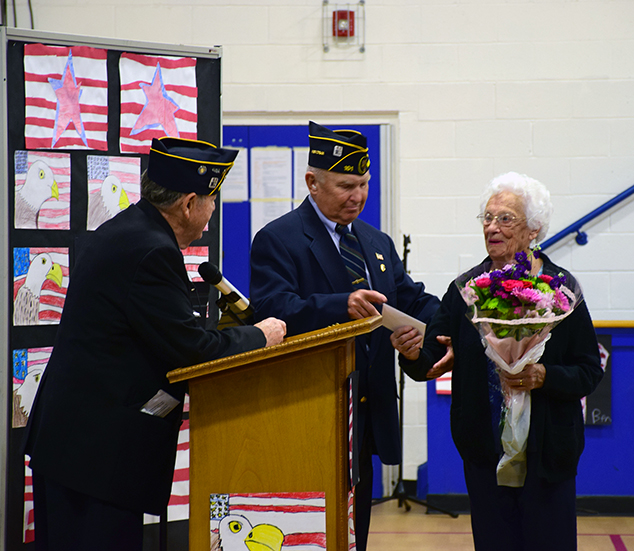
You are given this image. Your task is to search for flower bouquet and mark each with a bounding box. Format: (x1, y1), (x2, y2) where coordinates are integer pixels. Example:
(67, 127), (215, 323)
(457, 250), (581, 487)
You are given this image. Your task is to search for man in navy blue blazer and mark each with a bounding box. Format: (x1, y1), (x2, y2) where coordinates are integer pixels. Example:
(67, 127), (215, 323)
(250, 121), (451, 551)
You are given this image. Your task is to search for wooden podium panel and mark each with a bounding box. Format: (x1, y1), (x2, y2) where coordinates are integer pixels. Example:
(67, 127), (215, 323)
(167, 316), (381, 551)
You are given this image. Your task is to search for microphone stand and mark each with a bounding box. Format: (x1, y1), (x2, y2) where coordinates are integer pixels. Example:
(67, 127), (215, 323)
(216, 295), (246, 326)
(371, 235), (457, 518)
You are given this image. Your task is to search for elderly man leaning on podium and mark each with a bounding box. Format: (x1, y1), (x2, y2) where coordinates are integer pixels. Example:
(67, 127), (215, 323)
(24, 137), (286, 551)
(249, 121), (453, 551)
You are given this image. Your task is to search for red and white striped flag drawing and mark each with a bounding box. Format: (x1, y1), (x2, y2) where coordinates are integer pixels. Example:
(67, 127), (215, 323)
(435, 371), (452, 395)
(23, 456), (34, 544)
(119, 53), (197, 154)
(87, 155), (141, 230)
(210, 492), (327, 551)
(348, 489), (356, 551)
(13, 247), (69, 326)
(145, 395), (191, 525)
(24, 43), (108, 150)
(14, 150), (71, 230)
(182, 246), (209, 282)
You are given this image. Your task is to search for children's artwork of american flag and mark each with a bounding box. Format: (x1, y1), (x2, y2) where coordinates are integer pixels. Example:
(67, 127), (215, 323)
(435, 371), (452, 395)
(24, 43), (108, 150)
(87, 155), (141, 230)
(210, 492), (327, 551)
(182, 246), (209, 282)
(582, 341), (610, 423)
(13, 347), (53, 429)
(23, 456), (34, 544)
(14, 150), (71, 230)
(348, 489), (356, 551)
(119, 52), (197, 154)
(144, 395), (191, 525)
(13, 247), (69, 326)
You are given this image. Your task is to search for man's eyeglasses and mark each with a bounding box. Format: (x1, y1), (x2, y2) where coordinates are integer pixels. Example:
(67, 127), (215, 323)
(477, 212), (524, 227)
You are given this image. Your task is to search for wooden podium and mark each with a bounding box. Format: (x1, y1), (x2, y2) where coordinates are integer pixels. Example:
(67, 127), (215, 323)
(167, 316), (382, 551)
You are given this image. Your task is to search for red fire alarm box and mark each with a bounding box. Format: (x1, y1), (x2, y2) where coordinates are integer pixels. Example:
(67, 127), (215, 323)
(333, 10), (355, 37)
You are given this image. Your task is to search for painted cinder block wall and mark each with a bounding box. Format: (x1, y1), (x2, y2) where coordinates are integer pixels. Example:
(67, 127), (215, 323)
(10, 0), (634, 482)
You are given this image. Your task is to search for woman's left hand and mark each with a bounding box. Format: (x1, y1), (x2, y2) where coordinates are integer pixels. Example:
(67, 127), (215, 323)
(499, 363), (546, 391)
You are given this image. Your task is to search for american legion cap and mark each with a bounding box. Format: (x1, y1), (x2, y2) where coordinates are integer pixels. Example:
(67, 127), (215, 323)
(308, 121), (370, 176)
(148, 136), (239, 195)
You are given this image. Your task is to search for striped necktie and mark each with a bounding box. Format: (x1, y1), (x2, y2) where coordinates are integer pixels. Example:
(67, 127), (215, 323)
(335, 224), (370, 290)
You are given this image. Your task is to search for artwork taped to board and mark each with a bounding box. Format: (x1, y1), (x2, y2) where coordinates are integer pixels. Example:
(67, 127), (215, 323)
(24, 43), (108, 151)
(583, 334), (612, 425)
(210, 492), (326, 551)
(119, 52), (197, 153)
(87, 155), (140, 230)
(15, 150), (71, 230)
(13, 247), (69, 326)
(12, 346), (53, 428)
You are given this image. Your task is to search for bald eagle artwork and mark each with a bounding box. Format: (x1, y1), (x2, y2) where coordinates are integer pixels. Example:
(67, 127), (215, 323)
(14, 253), (64, 326)
(209, 493), (326, 551)
(87, 175), (131, 230)
(211, 514), (284, 551)
(13, 367), (44, 428)
(14, 160), (59, 229)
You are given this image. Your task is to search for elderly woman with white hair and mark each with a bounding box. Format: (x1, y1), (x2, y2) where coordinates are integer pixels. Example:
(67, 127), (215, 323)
(392, 173), (603, 551)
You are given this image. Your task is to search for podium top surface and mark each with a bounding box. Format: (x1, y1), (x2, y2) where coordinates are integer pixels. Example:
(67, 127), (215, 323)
(167, 315), (382, 384)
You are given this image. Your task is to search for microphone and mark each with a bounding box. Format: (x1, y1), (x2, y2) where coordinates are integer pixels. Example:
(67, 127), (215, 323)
(198, 262), (251, 313)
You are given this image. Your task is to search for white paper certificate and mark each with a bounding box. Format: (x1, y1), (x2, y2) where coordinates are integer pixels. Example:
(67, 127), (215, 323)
(381, 304), (427, 339)
(140, 389), (180, 418)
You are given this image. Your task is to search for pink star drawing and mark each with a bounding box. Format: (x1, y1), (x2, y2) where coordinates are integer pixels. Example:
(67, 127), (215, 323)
(130, 63), (180, 137)
(49, 51), (88, 147)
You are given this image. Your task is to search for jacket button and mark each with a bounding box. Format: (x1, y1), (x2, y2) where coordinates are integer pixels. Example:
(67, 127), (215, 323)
(360, 396), (367, 403)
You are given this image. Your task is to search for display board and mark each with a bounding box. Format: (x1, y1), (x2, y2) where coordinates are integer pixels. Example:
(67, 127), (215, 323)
(1, 28), (223, 550)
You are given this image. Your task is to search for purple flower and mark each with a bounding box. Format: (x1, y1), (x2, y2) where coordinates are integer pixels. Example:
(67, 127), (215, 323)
(513, 251), (531, 277)
(549, 273), (567, 289)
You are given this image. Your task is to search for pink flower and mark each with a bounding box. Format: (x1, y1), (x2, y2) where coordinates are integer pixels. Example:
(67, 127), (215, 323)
(512, 287), (542, 304)
(461, 285), (478, 306)
(554, 289), (570, 312)
(539, 274), (554, 284)
(536, 293), (554, 311)
(475, 277), (492, 288)
(502, 279), (525, 292)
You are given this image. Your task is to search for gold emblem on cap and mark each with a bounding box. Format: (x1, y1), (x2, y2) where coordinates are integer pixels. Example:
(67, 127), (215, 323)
(359, 155), (370, 175)
(198, 165), (207, 175)
(380, 264), (386, 272)
(208, 177), (219, 189)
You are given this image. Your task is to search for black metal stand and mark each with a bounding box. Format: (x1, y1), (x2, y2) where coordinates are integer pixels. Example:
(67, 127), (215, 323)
(371, 366), (458, 517)
(372, 234), (457, 518)
(217, 296), (246, 326)
(159, 509), (168, 551)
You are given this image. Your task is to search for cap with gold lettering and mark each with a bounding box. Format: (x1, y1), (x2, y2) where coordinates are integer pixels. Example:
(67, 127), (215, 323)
(308, 121), (370, 175)
(148, 136), (238, 195)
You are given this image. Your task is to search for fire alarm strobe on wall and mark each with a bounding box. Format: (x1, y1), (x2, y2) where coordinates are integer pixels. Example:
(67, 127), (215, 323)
(333, 10), (355, 37)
